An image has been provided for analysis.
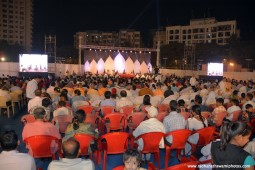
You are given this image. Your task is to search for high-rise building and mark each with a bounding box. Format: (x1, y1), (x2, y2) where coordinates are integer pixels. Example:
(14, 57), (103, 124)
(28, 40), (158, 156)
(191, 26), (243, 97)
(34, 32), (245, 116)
(0, 0), (33, 51)
(165, 18), (239, 45)
(74, 29), (140, 49)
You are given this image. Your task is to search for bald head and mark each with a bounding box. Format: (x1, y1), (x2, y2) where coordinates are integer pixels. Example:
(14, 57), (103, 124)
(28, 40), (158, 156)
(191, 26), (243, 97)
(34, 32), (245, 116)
(62, 137), (80, 159)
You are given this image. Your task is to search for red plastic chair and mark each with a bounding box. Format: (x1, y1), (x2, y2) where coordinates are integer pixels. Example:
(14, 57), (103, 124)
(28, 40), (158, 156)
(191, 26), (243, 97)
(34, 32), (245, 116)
(166, 161), (199, 170)
(134, 132), (165, 169)
(74, 134), (97, 158)
(201, 111), (211, 119)
(21, 114), (36, 125)
(112, 166), (124, 170)
(103, 113), (126, 133)
(79, 105), (94, 114)
(99, 132), (129, 170)
(101, 105), (115, 116)
(52, 115), (73, 133)
(231, 110), (242, 122)
(121, 105), (134, 116)
(180, 112), (191, 120)
(164, 129), (192, 168)
(156, 111), (168, 122)
(157, 104), (169, 113)
(23, 135), (58, 165)
(84, 114), (101, 128)
(215, 111), (227, 127)
(127, 112), (146, 133)
(190, 126), (215, 154)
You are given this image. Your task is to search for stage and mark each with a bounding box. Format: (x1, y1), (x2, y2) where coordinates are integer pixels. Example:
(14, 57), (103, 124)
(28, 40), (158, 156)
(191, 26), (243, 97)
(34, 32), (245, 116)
(19, 72), (55, 79)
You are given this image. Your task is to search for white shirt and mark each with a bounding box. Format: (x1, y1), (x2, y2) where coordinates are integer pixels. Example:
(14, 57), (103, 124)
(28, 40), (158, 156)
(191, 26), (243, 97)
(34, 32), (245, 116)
(187, 117), (208, 131)
(116, 97), (133, 111)
(53, 107), (71, 117)
(26, 79), (38, 98)
(28, 96), (42, 112)
(133, 118), (166, 150)
(190, 77), (196, 86)
(48, 158), (95, 170)
(0, 150), (36, 170)
(161, 95), (178, 105)
(242, 101), (255, 111)
(226, 105), (241, 121)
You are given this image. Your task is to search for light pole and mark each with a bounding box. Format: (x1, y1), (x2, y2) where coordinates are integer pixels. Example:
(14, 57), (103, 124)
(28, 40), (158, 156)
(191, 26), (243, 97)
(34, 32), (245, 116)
(78, 36), (82, 75)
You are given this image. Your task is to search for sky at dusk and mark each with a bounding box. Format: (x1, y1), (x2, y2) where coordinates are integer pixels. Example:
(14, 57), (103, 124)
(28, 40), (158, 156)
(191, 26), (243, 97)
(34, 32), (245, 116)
(33, 0), (255, 47)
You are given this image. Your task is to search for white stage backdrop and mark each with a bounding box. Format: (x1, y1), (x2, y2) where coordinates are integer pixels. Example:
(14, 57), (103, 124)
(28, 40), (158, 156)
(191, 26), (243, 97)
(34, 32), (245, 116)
(84, 50), (152, 74)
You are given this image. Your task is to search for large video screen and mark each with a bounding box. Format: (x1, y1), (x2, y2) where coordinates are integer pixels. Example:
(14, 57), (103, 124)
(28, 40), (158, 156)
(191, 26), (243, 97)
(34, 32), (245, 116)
(19, 54), (48, 72)
(207, 63), (223, 76)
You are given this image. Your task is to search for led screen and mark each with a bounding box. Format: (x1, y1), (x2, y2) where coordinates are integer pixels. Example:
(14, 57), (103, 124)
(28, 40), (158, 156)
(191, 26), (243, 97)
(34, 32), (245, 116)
(19, 54), (48, 72)
(207, 63), (223, 76)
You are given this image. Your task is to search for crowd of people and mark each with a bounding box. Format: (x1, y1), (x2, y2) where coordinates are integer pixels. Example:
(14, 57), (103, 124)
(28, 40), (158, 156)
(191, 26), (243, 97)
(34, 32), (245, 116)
(1, 72), (255, 169)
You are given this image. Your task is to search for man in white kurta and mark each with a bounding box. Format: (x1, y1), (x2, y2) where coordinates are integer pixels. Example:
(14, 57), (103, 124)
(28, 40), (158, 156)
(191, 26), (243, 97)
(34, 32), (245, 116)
(133, 106), (165, 151)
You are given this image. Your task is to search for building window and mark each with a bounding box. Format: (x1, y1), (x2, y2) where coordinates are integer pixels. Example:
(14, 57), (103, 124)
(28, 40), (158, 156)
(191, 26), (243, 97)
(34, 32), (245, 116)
(218, 32), (223, 37)
(175, 30), (179, 34)
(183, 30), (186, 34)
(225, 32), (231, 36)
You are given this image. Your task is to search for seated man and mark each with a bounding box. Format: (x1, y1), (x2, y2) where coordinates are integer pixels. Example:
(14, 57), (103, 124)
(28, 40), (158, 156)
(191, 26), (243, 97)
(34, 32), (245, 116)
(22, 107), (61, 155)
(116, 90), (133, 112)
(48, 137), (95, 170)
(53, 101), (72, 117)
(28, 89), (42, 112)
(0, 130), (36, 170)
(133, 106), (165, 160)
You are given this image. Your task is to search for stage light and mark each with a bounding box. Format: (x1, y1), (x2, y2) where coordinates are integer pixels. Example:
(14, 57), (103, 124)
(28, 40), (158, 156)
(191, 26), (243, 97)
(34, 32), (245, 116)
(122, 50), (124, 52)
(139, 51), (142, 53)
(130, 51), (132, 53)
(89, 49), (92, 51)
(100, 49), (102, 51)
(149, 52), (151, 54)
(110, 50), (112, 52)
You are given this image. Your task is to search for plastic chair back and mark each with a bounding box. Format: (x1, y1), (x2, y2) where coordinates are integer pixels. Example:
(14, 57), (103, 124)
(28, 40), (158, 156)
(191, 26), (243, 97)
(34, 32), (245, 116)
(135, 132), (165, 153)
(157, 104), (169, 113)
(166, 161), (199, 170)
(100, 132), (129, 154)
(74, 134), (96, 156)
(101, 105), (115, 116)
(84, 114), (101, 128)
(121, 105), (134, 116)
(127, 112), (146, 129)
(201, 112), (211, 119)
(52, 115), (73, 133)
(23, 135), (58, 159)
(195, 126), (215, 147)
(165, 129), (192, 149)
(79, 105), (94, 114)
(21, 114), (36, 124)
(156, 111), (168, 122)
(180, 112), (191, 120)
(215, 111), (227, 126)
(112, 166), (124, 170)
(103, 113), (126, 131)
(231, 110), (242, 122)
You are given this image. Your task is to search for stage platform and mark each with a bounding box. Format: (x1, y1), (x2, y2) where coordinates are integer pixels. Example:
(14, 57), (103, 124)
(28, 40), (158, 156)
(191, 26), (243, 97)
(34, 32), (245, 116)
(119, 74), (135, 78)
(19, 72), (55, 79)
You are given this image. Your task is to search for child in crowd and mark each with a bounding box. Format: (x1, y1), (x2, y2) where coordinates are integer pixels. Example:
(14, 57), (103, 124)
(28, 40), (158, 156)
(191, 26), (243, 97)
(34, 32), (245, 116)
(123, 149), (146, 170)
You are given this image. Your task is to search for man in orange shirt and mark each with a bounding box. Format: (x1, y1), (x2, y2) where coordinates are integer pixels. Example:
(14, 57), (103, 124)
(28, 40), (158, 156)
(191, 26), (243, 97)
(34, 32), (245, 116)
(153, 83), (164, 96)
(139, 83), (153, 96)
(98, 83), (107, 96)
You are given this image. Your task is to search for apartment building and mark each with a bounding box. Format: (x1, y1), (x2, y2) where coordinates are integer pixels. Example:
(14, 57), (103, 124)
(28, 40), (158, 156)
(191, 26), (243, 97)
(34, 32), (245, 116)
(0, 0), (33, 51)
(165, 18), (239, 45)
(74, 29), (140, 49)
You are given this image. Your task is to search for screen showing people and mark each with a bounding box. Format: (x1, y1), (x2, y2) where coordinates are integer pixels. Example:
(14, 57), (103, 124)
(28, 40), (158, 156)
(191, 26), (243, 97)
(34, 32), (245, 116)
(207, 63), (223, 76)
(19, 54), (48, 72)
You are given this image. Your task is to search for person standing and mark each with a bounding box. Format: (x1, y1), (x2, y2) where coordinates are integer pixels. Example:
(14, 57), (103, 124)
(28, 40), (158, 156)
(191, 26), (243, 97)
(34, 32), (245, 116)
(26, 76), (42, 101)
